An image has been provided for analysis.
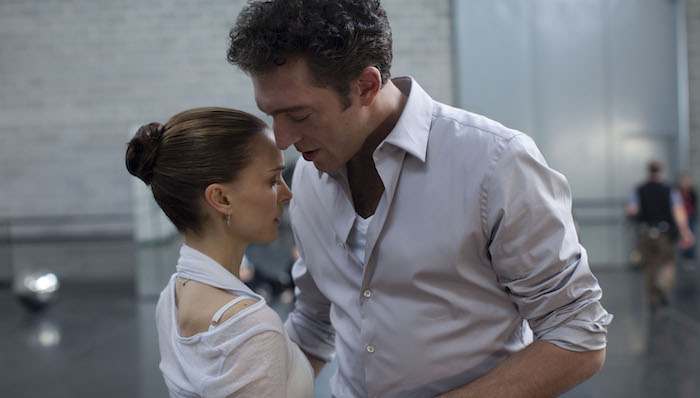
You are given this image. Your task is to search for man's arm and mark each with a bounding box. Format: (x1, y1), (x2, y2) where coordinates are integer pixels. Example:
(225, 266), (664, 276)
(284, 253), (336, 375)
(672, 201), (694, 249)
(438, 341), (605, 398)
(476, 134), (611, 397)
(284, 193), (336, 376)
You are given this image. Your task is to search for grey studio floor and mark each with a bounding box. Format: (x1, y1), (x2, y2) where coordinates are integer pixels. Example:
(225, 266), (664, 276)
(2, 257), (700, 398)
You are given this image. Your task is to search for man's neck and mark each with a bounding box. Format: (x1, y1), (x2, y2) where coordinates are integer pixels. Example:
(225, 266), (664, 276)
(346, 80), (408, 218)
(352, 79), (408, 162)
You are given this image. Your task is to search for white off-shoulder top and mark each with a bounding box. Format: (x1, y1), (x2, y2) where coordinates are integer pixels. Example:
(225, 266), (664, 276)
(156, 244), (314, 398)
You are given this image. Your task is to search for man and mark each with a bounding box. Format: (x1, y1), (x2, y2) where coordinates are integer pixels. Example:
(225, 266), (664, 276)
(625, 160), (694, 307)
(228, 1), (612, 397)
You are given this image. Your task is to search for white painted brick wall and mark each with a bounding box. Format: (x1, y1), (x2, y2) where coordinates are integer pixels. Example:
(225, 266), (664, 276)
(1, 0), (254, 218)
(0, 0), (453, 280)
(5, 0), (700, 279)
(0, 0), (454, 220)
(383, 0), (454, 105)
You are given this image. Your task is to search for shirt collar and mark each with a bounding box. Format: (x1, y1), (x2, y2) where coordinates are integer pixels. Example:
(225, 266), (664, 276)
(321, 76), (433, 180)
(378, 76), (433, 163)
(176, 244), (256, 295)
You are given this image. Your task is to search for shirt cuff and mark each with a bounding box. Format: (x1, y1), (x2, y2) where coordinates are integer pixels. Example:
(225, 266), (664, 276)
(536, 304), (613, 352)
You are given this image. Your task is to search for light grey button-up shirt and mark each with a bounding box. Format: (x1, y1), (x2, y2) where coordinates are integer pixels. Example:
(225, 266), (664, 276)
(284, 77), (612, 398)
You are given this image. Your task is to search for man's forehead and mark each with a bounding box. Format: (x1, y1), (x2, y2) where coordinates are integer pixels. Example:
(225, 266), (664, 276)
(254, 88), (311, 116)
(253, 71), (316, 115)
(253, 59), (311, 86)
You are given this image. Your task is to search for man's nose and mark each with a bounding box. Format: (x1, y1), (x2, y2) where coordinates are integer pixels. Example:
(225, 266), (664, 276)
(273, 122), (300, 150)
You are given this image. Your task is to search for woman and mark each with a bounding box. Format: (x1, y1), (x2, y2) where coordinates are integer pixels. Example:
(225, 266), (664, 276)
(678, 173), (697, 260)
(125, 107), (313, 397)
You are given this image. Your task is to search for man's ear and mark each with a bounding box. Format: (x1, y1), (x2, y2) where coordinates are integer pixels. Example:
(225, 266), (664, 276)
(203, 183), (233, 216)
(356, 66), (383, 107)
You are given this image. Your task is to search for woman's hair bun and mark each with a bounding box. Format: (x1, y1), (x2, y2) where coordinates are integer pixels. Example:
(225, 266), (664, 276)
(125, 122), (165, 185)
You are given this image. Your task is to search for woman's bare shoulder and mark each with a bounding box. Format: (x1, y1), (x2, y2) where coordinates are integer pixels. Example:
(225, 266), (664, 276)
(175, 278), (258, 338)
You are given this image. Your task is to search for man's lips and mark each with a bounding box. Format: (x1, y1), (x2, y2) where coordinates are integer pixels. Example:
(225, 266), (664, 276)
(302, 149), (320, 162)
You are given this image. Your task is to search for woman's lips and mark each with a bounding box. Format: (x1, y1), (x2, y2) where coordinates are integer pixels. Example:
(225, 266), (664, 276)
(302, 149), (319, 162)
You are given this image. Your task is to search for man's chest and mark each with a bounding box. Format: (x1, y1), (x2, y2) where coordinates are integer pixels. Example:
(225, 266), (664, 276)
(296, 171), (486, 279)
(347, 161), (385, 218)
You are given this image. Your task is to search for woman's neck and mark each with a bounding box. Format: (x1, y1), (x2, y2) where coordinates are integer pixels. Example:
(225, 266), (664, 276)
(184, 230), (246, 278)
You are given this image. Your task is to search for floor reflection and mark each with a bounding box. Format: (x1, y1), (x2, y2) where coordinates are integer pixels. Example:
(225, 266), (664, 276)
(1, 263), (699, 397)
(21, 315), (62, 348)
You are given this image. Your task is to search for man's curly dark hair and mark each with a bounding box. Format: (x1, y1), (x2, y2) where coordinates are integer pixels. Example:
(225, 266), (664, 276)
(227, 0), (393, 109)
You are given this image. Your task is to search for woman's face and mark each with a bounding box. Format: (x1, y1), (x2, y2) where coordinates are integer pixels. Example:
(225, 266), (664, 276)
(226, 131), (292, 243)
(679, 175), (691, 189)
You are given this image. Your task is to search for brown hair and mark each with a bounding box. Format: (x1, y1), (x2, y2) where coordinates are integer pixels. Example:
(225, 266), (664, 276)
(227, 0), (392, 109)
(648, 159), (663, 175)
(125, 107), (268, 233)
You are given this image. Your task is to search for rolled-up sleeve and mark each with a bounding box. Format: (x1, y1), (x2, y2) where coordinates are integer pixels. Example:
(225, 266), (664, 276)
(483, 134), (613, 352)
(284, 216), (336, 362)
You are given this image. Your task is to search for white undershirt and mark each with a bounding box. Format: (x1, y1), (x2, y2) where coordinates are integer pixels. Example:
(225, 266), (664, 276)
(347, 213), (373, 266)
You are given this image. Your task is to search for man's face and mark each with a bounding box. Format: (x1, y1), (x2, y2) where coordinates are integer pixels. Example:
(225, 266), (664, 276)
(252, 58), (367, 173)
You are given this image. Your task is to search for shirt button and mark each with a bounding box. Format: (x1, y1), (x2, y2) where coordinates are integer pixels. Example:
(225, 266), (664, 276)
(366, 345), (375, 353)
(363, 289), (372, 298)
(339, 241), (346, 250)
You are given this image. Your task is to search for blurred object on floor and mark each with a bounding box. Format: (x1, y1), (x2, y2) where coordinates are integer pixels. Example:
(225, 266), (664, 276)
(13, 270), (60, 312)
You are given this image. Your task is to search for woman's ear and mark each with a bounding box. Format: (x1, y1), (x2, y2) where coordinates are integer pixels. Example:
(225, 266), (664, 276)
(203, 183), (233, 216)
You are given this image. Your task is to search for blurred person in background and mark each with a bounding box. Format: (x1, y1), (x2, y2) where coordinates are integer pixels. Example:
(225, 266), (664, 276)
(125, 107), (313, 397)
(678, 173), (697, 261)
(228, 1), (612, 397)
(626, 160), (694, 308)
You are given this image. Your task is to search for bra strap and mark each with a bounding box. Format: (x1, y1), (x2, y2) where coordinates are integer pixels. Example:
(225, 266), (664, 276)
(211, 296), (253, 324)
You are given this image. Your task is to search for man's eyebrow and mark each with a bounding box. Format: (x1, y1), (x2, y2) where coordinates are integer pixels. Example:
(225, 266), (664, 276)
(267, 105), (309, 116)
